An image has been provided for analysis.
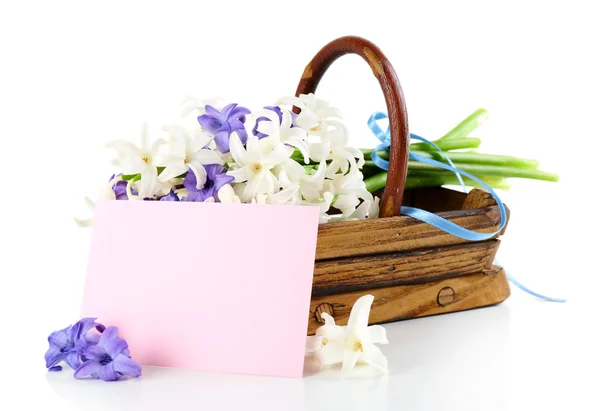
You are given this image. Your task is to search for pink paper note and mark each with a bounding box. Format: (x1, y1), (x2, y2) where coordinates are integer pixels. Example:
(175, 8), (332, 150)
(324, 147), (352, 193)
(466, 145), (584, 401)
(81, 201), (320, 378)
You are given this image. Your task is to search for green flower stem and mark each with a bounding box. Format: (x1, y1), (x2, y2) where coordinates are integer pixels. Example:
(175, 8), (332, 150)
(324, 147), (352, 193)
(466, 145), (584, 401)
(408, 151), (541, 169)
(439, 108), (489, 140)
(360, 138), (482, 160)
(406, 161), (559, 182)
(364, 172), (388, 193)
(364, 170), (510, 193)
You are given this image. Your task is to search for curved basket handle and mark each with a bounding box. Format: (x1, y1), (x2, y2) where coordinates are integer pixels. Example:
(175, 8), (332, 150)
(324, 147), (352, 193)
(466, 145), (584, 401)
(295, 36), (410, 218)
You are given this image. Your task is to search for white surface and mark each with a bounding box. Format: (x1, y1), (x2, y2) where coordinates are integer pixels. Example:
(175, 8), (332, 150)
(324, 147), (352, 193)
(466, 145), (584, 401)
(14, 294), (598, 411)
(1, 1), (598, 410)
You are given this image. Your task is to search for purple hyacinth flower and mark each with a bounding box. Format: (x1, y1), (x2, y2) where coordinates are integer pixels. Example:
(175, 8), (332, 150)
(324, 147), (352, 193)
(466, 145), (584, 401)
(45, 318), (104, 370)
(74, 326), (141, 382)
(197, 103), (251, 153)
(183, 164), (233, 202)
(252, 106), (298, 139)
(159, 190), (180, 201)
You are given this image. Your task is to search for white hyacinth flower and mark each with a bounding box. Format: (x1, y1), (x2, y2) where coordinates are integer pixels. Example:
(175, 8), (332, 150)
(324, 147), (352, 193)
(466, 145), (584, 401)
(217, 184), (241, 204)
(180, 95), (228, 117)
(226, 134), (292, 201)
(278, 93), (343, 135)
(349, 197), (381, 220)
(157, 124), (223, 188)
(309, 120), (365, 178)
(253, 108), (310, 164)
(325, 167), (372, 218)
(106, 122), (165, 198)
(314, 294), (389, 377)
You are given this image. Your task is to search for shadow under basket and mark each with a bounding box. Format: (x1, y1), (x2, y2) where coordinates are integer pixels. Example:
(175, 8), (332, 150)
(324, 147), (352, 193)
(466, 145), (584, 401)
(308, 187), (510, 334)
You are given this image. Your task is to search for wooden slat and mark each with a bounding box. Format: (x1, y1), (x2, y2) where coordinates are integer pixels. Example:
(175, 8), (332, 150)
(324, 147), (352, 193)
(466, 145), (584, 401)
(315, 206), (504, 260)
(307, 266), (510, 334)
(312, 240), (499, 296)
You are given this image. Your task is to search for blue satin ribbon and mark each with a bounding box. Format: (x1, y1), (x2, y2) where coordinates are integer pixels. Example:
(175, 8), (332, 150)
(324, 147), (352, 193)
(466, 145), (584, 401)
(368, 112), (565, 302)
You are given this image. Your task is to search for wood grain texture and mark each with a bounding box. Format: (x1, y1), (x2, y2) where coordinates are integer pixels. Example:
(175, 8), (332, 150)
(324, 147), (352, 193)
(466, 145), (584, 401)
(307, 266), (511, 334)
(313, 240), (499, 296)
(315, 206), (504, 260)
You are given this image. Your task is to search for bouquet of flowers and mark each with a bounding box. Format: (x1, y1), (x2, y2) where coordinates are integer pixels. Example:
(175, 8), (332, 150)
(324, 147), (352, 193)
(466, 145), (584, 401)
(78, 93), (558, 227)
(80, 94), (376, 226)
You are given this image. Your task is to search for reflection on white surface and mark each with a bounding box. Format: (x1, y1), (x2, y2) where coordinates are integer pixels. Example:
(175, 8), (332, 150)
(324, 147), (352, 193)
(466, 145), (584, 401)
(44, 305), (511, 411)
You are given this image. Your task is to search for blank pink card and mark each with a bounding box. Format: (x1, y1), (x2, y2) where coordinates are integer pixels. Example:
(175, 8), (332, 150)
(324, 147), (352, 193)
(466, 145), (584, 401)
(81, 201), (320, 378)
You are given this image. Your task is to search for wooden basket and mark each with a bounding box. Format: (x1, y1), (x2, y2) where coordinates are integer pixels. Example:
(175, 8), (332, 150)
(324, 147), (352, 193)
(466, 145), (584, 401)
(296, 36), (511, 334)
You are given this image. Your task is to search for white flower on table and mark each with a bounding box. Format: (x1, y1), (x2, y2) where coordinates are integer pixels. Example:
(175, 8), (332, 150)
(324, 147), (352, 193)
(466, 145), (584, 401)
(106, 122), (165, 198)
(311, 294), (389, 377)
(226, 134), (291, 201)
(157, 124), (223, 188)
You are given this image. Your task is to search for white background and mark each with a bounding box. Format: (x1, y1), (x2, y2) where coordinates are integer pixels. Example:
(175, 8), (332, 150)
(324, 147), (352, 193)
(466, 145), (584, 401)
(1, 1), (598, 410)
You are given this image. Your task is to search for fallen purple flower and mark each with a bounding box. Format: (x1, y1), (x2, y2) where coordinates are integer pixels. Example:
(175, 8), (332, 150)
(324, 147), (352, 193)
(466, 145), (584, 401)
(45, 318), (104, 370)
(75, 327), (141, 382)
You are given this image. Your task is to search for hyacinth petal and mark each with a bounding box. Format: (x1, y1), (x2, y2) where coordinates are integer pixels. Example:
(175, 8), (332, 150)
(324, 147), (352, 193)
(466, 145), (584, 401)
(256, 121), (279, 138)
(306, 335), (323, 352)
(187, 161), (208, 189)
(49, 365), (63, 372)
(265, 143), (292, 169)
(341, 349), (362, 377)
(158, 164), (188, 182)
(220, 103), (237, 118)
(48, 328), (70, 347)
(228, 105), (251, 119)
(276, 95), (302, 108)
(367, 325), (389, 345)
(217, 184), (235, 202)
(320, 312), (336, 326)
(97, 326), (119, 350)
(213, 130), (231, 153)
(74, 361), (102, 379)
(105, 140), (141, 159)
(192, 149), (224, 166)
(226, 167), (253, 183)
(229, 132), (248, 164)
(204, 104), (221, 117)
(283, 135), (309, 164)
(98, 363), (118, 382)
(65, 350), (83, 369)
(198, 114), (222, 132)
(234, 126), (248, 144)
(347, 295), (375, 337)
(104, 337), (128, 359)
(45, 346), (66, 368)
(113, 355), (142, 377)
(316, 341), (346, 366)
(138, 166), (158, 198)
(83, 344), (106, 362)
(267, 184), (298, 204)
(360, 344), (388, 374)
